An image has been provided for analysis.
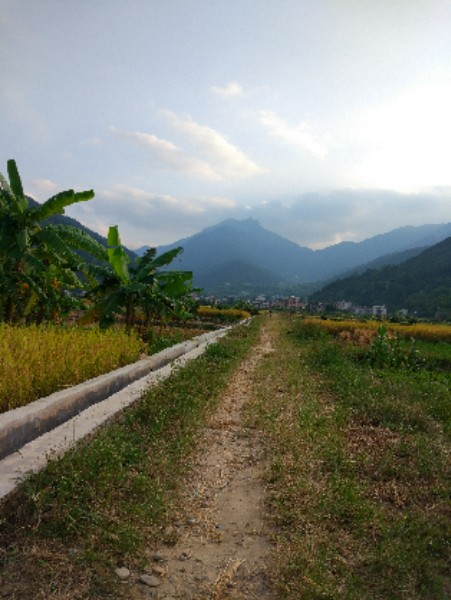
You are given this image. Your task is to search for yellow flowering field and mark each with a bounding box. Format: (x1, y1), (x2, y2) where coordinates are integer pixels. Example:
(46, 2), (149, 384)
(0, 324), (144, 413)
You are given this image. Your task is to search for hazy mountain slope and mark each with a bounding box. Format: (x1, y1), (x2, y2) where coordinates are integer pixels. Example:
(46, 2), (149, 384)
(340, 246), (429, 278)
(28, 197), (137, 261)
(313, 223), (451, 279)
(199, 260), (281, 295)
(142, 219), (451, 293)
(310, 237), (451, 317)
(151, 218), (316, 283)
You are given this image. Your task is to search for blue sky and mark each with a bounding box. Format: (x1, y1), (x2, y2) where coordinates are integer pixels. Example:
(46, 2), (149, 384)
(1, 0), (451, 249)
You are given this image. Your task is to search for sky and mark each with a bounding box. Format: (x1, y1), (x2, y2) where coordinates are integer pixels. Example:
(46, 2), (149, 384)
(1, 0), (451, 250)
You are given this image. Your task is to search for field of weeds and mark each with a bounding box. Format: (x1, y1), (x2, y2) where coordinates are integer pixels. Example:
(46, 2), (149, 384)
(247, 314), (450, 599)
(1, 314), (449, 598)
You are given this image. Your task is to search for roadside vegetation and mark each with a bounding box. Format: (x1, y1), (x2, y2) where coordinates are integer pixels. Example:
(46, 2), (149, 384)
(0, 311), (251, 415)
(0, 319), (260, 599)
(0, 160), (194, 328)
(0, 160), (253, 416)
(247, 314), (450, 598)
(1, 312), (449, 598)
(196, 305), (251, 322)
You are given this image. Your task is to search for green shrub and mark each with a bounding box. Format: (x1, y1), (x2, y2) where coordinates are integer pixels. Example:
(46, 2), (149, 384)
(367, 326), (423, 370)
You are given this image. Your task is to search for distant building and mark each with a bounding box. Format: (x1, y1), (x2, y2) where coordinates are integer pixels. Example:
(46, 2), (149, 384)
(372, 305), (387, 317)
(336, 300), (353, 311)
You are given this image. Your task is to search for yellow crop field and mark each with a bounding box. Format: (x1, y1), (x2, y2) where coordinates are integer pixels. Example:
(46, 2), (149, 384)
(304, 317), (451, 343)
(197, 306), (251, 321)
(0, 325), (144, 413)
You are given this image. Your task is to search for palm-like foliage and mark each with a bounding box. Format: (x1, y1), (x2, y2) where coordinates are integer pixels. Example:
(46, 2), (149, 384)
(0, 160), (107, 323)
(93, 226), (194, 328)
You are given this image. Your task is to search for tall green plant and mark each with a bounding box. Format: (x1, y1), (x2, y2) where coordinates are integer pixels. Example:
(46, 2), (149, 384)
(367, 325), (423, 370)
(93, 225), (194, 328)
(0, 160), (107, 323)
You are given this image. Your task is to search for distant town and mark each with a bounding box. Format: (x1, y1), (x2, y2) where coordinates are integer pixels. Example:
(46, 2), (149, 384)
(199, 293), (398, 319)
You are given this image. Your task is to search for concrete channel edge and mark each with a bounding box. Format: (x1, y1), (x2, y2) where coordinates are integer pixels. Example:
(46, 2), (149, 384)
(0, 323), (242, 500)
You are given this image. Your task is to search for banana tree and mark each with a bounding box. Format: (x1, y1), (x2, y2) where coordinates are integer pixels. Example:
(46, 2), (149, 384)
(0, 160), (107, 323)
(93, 226), (194, 328)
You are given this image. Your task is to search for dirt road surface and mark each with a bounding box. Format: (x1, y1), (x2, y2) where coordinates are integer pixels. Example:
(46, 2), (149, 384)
(132, 324), (275, 599)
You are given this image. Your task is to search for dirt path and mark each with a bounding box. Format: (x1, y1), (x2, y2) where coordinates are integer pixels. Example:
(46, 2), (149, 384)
(133, 323), (275, 599)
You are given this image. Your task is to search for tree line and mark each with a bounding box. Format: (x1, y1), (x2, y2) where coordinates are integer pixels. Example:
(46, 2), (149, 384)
(0, 160), (194, 327)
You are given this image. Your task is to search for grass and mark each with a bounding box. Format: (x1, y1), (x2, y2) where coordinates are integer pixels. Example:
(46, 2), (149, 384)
(196, 306), (251, 322)
(0, 324), (145, 413)
(0, 318), (260, 599)
(246, 314), (450, 599)
(1, 313), (449, 598)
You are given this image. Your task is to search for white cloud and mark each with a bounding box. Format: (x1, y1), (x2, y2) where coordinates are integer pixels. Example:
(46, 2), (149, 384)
(110, 126), (221, 181)
(210, 81), (244, 97)
(162, 110), (262, 179)
(249, 189), (451, 248)
(66, 182), (451, 252)
(104, 184), (237, 215)
(111, 113), (262, 182)
(67, 183), (239, 248)
(28, 178), (59, 199)
(84, 136), (103, 147)
(259, 110), (327, 159)
(200, 195), (236, 208)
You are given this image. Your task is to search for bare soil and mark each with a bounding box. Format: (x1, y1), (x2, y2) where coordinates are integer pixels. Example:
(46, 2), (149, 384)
(131, 324), (275, 599)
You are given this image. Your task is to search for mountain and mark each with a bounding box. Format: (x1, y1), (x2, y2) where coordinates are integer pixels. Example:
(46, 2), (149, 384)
(311, 223), (451, 280)
(27, 197), (137, 262)
(138, 219), (451, 296)
(139, 219), (316, 294)
(310, 237), (451, 318)
(138, 218), (312, 275)
(339, 246), (429, 278)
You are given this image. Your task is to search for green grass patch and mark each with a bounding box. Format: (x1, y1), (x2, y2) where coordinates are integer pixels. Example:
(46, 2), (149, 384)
(247, 314), (450, 599)
(0, 318), (260, 599)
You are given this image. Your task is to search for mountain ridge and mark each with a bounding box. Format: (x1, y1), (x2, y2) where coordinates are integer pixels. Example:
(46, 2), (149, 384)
(135, 218), (451, 295)
(26, 196), (449, 301)
(310, 236), (451, 317)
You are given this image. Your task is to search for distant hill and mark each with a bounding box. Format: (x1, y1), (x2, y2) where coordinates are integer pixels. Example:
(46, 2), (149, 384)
(136, 219), (451, 296)
(310, 237), (451, 318)
(138, 217), (314, 277)
(27, 197), (137, 262)
(340, 246), (429, 278)
(312, 223), (451, 280)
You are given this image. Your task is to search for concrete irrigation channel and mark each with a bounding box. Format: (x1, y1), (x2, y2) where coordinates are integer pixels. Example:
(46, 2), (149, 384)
(0, 324), (244, 501)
